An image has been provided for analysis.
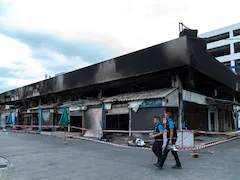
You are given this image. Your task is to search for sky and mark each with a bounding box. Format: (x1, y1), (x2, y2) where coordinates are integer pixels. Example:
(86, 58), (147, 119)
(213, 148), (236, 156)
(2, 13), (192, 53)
(0, 0), (240, 93)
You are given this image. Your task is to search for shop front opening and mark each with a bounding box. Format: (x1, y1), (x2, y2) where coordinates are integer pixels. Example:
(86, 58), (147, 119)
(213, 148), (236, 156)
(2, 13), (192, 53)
(70, 116), (82, 132)
(32, 113), (38, 131)
(210, 112), (215, 131)
(106, 114), (129, 130)
(184, 102), (208, 130)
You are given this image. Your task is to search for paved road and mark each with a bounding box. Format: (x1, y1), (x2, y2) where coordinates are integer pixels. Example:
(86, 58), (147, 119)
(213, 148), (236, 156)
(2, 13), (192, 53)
(0, 132), (239, 180)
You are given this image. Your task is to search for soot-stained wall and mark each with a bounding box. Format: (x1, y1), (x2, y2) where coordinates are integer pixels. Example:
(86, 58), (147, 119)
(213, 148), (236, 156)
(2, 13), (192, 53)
(0, 36), (190, 104)
(187, 38), (240, 91)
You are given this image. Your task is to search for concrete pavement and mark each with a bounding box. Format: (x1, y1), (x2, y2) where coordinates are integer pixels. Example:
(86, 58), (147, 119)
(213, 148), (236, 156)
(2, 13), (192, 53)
(0, 156), (8, 179)
(0, 132), (239, 180)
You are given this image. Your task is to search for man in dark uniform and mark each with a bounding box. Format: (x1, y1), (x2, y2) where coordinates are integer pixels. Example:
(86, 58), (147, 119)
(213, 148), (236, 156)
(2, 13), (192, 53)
(159, 112), (181, 170)
(151, 116), (164, 167)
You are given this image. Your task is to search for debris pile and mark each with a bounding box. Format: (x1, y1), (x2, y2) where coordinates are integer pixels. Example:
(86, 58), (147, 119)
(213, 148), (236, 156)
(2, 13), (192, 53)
(128, 138), (145, 147)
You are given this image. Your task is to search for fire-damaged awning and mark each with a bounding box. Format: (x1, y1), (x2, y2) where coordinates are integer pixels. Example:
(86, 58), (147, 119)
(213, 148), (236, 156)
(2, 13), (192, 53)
(57, 100), (101, 108)
(27, 103), (59, 114)
(102, 88), (179, 111)
(29, 103), (59, 110)
(205, 97), (240, 106)
(183, 90), (240, 106)
(103, 88), (178, 103)
(57, 100), (101, 115)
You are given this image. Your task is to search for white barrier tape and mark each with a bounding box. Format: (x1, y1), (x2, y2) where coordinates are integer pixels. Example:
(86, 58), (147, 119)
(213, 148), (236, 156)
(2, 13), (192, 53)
(193, 136), (240, 151)
(13, 124), (239, 135)
(12, 130), (39, 134)
(9, 124), (239, 135)
(11, 124), (194, 134)
(11, 129), (240, 151)
(194, 130), (227, 135)
(55, 132), (240, 151)
(65, 133), (151, 150)
(10, 130), (192, 150)
(11, 125), (61, 128)
(10, 125), (239, 151)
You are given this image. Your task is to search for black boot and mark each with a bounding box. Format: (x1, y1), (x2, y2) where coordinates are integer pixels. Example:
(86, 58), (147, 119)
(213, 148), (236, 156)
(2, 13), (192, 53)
(172, 164), (182, 169)
(153, 162), (160, 167)
(153, 159), (161, 167)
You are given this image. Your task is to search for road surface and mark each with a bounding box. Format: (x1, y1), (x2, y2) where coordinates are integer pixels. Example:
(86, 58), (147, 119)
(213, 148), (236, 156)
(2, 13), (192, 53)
(0, 132), (239, 180)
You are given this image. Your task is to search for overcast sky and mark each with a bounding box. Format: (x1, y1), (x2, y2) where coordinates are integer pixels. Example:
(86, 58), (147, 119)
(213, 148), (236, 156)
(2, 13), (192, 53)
(0, 0), (239, 93)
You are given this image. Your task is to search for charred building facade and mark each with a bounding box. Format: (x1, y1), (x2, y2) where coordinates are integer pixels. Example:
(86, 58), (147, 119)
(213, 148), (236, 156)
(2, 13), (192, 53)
(0, 36), (240, 136)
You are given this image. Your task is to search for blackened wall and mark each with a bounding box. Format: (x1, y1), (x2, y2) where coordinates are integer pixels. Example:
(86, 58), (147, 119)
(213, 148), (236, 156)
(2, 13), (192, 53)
(188, 38), (240, 92)
(0, 36), (190, 104)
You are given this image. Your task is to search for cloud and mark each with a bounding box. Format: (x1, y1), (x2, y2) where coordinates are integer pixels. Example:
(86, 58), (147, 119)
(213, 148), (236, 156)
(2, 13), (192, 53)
(0, 77), (38, 93)
(0, 34), (49, 91)
(2, 0), (240, 49)
(0, 30), (108, 92)
(0, 4), (128, 92)
(0, 32), (104, 92)
(0, 25), (123, 63)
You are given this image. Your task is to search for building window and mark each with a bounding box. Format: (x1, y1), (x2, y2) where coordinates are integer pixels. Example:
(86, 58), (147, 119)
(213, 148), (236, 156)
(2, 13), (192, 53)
(235, 59), (240, 66)
(234, 42), (240, 53)
(223, 61), (230, 67)
(233, 29), (240, 37)
(235, 59), (240, 75)
(208, 44), (230, 58)
(205, 32), (230, 43)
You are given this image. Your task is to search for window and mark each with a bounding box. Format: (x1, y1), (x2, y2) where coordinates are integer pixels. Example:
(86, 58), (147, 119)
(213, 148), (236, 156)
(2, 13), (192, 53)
(233, 29), (240, 37)
(234, 42), (240, 53)
(235, 59), (240, 75)
(223, 61), (230, 67)
(235, 59), (240, 66)
(208, 44), (230, 58)
(205, 32), (229, 43)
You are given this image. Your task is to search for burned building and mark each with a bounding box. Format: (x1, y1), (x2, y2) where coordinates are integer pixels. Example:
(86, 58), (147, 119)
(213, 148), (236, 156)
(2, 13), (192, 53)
(0, 35), (240, 135)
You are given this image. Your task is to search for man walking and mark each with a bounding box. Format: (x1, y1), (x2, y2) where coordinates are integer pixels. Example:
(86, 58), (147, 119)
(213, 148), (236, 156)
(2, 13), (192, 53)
(158, 112), (181, 170)
(151, 116), (164, 167)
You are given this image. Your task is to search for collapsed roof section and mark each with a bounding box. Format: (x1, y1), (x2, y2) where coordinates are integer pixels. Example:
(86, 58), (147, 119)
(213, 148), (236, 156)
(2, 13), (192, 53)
(0, 36), (239, 104)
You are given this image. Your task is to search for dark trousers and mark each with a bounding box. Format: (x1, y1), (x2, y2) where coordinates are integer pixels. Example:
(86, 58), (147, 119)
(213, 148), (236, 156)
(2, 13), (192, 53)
(159, 140), (181, 167)
(152, 140), (163, 163)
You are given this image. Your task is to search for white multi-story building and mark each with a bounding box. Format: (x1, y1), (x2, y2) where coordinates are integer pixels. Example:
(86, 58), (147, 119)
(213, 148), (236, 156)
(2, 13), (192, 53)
(199, 23), (240, 74)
